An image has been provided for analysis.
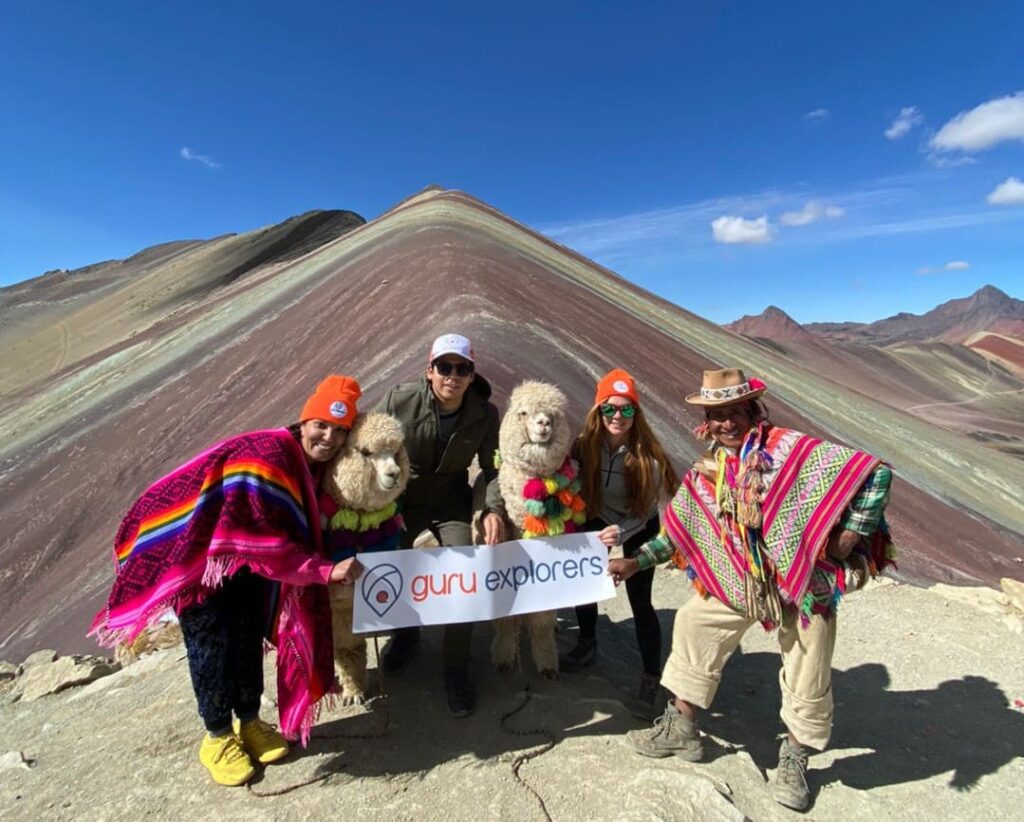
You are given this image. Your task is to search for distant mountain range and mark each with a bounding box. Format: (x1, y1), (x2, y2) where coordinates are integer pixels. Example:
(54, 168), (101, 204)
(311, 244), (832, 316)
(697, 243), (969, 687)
(728, 285), (1024, 346)
(727, 285), (1024, 380)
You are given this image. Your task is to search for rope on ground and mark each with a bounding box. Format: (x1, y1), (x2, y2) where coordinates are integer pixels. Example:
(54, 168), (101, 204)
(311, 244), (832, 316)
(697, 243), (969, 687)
(499, 682), (558, 822)
(246, 770), (341, 797)
(247, 637), (389, 797)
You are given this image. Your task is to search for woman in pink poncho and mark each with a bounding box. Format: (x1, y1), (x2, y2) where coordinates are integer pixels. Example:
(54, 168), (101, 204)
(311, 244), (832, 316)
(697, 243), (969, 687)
(90, 376), (364, 786)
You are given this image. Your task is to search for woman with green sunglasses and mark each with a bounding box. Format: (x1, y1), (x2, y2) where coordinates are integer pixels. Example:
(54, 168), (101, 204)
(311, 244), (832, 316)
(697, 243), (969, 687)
(560, 369), (678, 706)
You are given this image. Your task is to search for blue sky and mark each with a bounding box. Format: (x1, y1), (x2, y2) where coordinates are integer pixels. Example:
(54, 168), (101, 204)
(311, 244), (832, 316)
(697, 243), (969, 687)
(2, 1), (1023, 323)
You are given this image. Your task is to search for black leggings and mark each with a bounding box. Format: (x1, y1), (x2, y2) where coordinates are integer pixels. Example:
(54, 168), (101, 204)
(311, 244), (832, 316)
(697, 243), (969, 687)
(179, 568), (267, 733)
(575, 516), (662, 675)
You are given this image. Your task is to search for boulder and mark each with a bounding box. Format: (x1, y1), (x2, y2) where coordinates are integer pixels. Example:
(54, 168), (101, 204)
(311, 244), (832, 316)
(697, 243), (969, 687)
(1001, 577), (1024, 613)
(17, 655), (119, 702)
(21, 649), (58, 669)
(0, 660), (17, 681)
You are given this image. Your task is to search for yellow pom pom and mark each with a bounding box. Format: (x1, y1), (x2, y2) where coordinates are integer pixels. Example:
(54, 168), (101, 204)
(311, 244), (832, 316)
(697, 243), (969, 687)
(544, 478), (559, 495)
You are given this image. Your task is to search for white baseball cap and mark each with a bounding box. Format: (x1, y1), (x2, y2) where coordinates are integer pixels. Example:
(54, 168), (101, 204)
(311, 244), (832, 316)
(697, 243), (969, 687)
(429, 333), (475, 363)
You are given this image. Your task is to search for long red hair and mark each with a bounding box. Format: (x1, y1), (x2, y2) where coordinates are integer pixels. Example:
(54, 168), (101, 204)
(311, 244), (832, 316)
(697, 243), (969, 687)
(576, 405), (678, 518)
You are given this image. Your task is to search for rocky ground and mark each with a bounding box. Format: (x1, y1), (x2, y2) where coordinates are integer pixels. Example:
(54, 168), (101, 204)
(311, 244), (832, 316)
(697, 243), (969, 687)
(2, 571), (1022, 821)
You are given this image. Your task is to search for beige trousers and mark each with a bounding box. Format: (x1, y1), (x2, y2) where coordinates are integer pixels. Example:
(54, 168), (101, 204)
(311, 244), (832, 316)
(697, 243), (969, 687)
(661, 594), (837, 750)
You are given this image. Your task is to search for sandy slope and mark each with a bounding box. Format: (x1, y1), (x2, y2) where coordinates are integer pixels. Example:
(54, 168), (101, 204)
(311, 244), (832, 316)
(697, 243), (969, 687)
(2, 570), (1021, 821)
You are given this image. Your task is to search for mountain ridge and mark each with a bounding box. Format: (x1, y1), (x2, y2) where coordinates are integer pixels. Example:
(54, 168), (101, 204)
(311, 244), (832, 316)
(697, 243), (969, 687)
(1, 188), (1022, 664)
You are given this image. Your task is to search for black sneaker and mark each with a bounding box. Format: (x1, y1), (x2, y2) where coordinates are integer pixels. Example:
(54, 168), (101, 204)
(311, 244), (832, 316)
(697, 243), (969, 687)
(443, 667), (475, 718)
(559, 638), (597, 672)
(381, 628), (420, 676)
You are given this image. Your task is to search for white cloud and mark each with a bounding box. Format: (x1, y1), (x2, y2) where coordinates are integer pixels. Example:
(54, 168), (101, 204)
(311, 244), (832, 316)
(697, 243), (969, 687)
(804, 108), (830, 121)
(884, 106), (924, 140)
(711, 215), (772, 244)
(987, 176), (1024, 206)
(927, 154), (978, 168)
(930, 91), (1024, 153)
(917, 260), (971, 275)
(179, 146), (222, 169)
(539, 172), (1021, 265)
(779, 200), (845, 227)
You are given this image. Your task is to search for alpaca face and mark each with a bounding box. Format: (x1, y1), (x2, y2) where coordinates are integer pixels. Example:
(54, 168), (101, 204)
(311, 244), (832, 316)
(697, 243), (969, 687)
(524, 409), (554, 444)
(324, 413), (410, 512)
(500, 382), (571, 477)
(360, 444), (403, 492)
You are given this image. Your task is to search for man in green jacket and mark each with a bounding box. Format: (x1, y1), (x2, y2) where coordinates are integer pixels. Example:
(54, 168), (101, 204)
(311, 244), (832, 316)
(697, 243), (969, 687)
(375, 333), (506, 716)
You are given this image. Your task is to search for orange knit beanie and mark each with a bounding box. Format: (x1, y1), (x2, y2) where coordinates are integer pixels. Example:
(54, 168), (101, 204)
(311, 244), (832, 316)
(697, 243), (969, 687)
(299, 375), (362, 428)
(594, 369), (639, 406)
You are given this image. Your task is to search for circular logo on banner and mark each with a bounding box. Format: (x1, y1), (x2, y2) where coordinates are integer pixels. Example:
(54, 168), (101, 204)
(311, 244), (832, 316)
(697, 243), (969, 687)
(613, 380), (630, 394)
(329, 401), (348, 420)
(362, 564), (403, 618)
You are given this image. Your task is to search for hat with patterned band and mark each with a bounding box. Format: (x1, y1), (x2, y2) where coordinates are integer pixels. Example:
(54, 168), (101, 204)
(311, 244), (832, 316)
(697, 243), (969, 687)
(685, 368), (767, 407)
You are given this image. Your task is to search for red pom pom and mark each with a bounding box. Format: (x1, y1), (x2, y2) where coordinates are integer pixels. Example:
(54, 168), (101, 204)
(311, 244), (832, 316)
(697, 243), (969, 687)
(748, 377), (765, 390)
(523, 478), (547, 500)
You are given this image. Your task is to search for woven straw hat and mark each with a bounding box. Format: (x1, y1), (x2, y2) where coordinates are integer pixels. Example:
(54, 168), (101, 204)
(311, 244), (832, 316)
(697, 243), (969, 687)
(685, 368), (767, 407)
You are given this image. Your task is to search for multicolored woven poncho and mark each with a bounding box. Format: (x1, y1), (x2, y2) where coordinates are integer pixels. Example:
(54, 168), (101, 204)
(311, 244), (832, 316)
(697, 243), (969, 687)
(665, 424), (894, 629)
(89, 428), (336, 744)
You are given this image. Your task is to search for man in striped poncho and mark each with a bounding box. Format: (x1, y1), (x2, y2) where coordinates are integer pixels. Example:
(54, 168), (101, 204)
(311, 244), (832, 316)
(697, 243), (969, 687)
(608, 368), (893, 812)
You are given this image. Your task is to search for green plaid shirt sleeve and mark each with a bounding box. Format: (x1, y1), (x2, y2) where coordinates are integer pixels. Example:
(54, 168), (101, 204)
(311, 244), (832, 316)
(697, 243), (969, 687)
(634, 529), (675, 571)
(838, 463), (893, 536)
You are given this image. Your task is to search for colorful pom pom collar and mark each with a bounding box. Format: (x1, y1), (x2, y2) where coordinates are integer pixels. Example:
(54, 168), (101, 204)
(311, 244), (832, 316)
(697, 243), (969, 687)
(516, 456), (587, 538)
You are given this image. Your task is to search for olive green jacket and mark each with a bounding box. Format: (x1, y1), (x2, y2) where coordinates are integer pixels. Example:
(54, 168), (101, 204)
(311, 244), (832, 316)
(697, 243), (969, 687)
(375, 375), (505, 520)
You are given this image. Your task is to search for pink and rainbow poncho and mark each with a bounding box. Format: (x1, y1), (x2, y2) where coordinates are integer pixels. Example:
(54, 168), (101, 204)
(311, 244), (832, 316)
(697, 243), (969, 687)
(89, 428), (336, 743)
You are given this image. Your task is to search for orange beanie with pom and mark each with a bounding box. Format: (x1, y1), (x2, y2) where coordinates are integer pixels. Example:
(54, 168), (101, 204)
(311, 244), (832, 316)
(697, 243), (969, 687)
(594, 368), (639, 407)
(299, 375), (361, 428)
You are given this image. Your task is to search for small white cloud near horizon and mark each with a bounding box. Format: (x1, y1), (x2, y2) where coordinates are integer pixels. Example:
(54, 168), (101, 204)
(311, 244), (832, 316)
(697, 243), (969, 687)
(987, 176), (1024, 206)
(180, 146), (222, 169)
(711, 215), (773, 244)
(884, 106), (924, 140)
(917, 260), (971, 275)
(930, 91), (1024, 153)
(779, 200), (845, 227)
(927, 153), (978, 168)
(804, 108), (830, 121)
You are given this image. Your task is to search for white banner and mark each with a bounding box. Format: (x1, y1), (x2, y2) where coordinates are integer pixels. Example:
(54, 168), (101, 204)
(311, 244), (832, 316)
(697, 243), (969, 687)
(352, 532), (615, 633)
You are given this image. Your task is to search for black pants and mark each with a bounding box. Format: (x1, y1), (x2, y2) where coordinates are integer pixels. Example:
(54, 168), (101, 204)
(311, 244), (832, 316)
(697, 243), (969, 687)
(397, 504), (474, 670)
(575, 516), (662, 675)
(179, 568), (267, 733)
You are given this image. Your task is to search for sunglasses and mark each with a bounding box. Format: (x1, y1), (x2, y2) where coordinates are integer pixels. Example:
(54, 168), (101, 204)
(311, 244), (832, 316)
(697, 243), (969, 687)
(432, 361), (474, 377)
(600, 403), (636, 419)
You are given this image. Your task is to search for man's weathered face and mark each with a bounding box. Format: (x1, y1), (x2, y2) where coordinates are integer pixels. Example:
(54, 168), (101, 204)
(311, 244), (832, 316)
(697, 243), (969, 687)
(705, 403), (755, 449)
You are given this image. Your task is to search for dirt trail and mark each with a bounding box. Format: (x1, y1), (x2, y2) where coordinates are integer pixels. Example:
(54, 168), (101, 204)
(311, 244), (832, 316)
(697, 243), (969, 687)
(2, 571), (1021, 821)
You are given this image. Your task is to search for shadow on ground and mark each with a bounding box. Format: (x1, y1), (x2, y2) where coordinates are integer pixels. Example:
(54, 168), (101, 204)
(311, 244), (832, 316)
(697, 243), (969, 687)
(698, 650), (1022, 793)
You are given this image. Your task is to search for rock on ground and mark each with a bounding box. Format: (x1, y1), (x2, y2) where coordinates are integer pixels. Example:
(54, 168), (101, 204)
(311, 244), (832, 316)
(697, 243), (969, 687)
(16, 656), (118, 702)
(1, 576), (1022, 821)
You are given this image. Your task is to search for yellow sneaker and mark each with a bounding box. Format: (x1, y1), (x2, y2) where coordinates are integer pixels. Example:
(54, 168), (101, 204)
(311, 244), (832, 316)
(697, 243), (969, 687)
(198, 733), (255, 786)
(233, 718), (290, 764)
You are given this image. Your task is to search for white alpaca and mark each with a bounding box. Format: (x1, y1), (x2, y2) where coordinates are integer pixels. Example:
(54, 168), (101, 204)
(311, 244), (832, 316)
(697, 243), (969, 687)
(322, 413), (410, 705)
(492, 380), (580, 679)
